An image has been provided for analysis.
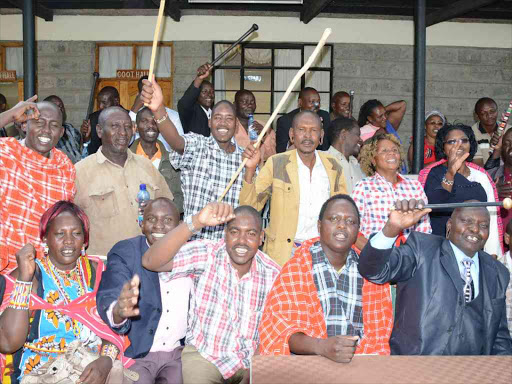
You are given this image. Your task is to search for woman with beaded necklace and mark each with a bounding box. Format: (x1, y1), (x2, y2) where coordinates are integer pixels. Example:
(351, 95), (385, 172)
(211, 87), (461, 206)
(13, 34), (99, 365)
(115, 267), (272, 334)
(0, 201), (127, 384)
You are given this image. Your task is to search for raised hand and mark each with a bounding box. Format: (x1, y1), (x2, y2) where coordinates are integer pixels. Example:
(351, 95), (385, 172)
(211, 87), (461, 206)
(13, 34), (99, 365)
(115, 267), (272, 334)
(318, 336), (358, 363)
(112, 275), (140, 324)
(140, 75), (164, 112)
(15, 244), (37, 282)
(243, 144), (261, 170)
(196, 63), (213, 80)
(446, 141), (469, 178)
(194, 202), (235, 229)
(81, 119), (91, 142)
(383, 199), (431, 238)
(9, 95), (40, 124)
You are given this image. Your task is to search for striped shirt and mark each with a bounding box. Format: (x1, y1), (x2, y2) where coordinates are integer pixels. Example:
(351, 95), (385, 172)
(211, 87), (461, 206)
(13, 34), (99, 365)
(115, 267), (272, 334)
(161, 239), (280, 379)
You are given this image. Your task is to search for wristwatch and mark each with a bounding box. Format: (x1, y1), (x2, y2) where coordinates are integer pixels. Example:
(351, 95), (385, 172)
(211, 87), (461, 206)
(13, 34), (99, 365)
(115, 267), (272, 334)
(184, 215), (200, 235)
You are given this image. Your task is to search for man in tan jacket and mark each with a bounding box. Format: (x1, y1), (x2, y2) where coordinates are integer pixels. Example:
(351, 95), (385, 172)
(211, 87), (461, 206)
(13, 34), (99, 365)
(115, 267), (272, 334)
(240, 110), (347, 266)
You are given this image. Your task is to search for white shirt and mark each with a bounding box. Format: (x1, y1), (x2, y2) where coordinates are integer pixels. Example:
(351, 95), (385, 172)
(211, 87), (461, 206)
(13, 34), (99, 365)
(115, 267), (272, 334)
(326, 146), (365, 194)
(294, 151), (330, 242)
(200, 105), (212, 119)
(129, 107), (184, 152)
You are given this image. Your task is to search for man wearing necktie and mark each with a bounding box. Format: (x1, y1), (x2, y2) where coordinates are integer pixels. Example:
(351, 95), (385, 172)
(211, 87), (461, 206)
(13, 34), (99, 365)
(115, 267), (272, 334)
(359, 199), (512, 355)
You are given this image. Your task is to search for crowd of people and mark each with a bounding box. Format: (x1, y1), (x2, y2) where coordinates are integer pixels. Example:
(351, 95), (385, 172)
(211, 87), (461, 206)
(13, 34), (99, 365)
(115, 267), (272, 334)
(0, 61), (511, 384)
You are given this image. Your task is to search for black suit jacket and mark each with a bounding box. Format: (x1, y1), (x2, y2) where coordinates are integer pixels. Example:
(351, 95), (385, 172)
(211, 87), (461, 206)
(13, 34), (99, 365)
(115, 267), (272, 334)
(275, 108), (331, 153)
(177, 82), (210, 137)
(359, 231), (512, 355)
(96, 236), (163, 359)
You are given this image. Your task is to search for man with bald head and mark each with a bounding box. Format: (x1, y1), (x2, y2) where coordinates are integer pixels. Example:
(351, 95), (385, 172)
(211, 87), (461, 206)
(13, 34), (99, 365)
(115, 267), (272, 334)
(81, 86), (124, 156)
(359, 199), (512, 355)
(0, 100), (76, 273)
(241, 110), (347, 265)
(276, 87), (331, 153)
(74, 106), (173, 256)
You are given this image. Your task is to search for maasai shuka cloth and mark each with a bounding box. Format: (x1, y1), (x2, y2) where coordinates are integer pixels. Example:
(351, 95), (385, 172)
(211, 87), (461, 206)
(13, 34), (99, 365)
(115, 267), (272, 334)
(0, 138), (76, 273)
(258, 238), (393, 356)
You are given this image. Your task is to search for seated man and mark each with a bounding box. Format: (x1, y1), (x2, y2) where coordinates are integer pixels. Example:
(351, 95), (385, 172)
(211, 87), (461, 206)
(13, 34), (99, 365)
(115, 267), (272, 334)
(178, 63), (214, 137)
(130, 107), (184, 214)
(97, 198), (191, 383)
(259, 195), (393, 360)
(142, 202), (281, 384)
(0, 99), (76, 273)
(74, 106), (173, 256)
(359, 199), (512, 355)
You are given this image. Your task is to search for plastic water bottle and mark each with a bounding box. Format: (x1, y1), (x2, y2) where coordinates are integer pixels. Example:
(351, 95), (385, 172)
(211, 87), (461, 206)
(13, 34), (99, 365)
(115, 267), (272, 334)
(248, 114), (258, 142)
(137, 184), (151, 226)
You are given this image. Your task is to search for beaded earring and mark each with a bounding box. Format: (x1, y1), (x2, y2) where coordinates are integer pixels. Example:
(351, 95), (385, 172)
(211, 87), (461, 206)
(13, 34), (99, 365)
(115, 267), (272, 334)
(43, 243), (49, 255)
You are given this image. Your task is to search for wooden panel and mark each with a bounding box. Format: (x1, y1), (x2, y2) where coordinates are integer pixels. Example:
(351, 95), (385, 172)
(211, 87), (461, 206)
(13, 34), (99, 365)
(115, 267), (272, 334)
(18, 81), (24, 101)
(160, 80), (173, 109)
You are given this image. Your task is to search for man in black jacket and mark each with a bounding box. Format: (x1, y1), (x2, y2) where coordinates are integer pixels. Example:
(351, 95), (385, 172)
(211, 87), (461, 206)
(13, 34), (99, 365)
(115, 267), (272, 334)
(276, 87), (330, 153)
(359, 199), (512, 355)
(178, 63), (215, 137)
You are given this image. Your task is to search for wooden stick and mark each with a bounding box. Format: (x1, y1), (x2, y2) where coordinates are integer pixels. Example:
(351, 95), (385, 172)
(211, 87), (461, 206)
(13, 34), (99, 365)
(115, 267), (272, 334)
(148, 0), (166, 82)
(424, 198), (512, 210)
(217, 28), (332, 202)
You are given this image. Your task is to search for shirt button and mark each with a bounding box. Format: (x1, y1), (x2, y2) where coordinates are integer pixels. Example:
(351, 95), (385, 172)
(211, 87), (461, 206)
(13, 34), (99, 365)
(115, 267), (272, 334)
(149, 329), (154, 335)
(287, 239), (291, 243)
(167, 291), (170, 294)
(166, 327), (169, 330)
(167, 309), (169, 313)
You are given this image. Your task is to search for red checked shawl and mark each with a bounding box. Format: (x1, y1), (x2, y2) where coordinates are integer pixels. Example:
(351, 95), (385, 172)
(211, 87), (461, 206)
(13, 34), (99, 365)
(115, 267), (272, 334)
(0, 138), (76, 273)
(259, 238), (393, 356)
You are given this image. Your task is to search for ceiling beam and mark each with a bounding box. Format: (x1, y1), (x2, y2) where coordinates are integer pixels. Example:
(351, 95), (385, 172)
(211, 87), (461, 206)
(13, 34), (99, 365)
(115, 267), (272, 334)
(301, 0), (332, 24)
(426, 0), (499, 27)
(6, 0), (54, 21)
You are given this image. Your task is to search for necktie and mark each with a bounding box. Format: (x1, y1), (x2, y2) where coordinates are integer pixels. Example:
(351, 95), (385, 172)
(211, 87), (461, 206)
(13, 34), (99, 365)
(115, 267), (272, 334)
(461, 258), (474, 303)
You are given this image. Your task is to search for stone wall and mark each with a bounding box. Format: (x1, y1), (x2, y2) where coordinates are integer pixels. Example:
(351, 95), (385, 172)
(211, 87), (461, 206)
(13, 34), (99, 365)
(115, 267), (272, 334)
(333, 44), (512, 145)
(7, 40), (512, 135)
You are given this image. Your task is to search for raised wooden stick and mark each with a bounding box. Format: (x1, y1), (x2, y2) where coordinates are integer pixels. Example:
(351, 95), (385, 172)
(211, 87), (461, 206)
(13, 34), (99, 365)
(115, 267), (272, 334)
(148, 0), (167, 82)
(218, 28), (332, 202)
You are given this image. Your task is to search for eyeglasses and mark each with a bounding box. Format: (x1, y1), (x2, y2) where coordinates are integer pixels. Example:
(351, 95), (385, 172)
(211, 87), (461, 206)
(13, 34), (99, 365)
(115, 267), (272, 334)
(444, 138), (470, 145)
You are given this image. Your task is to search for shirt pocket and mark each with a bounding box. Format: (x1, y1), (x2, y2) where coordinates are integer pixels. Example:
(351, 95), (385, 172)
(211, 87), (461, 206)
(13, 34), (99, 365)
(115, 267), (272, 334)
(273, 179), (292, 194)
(88, 187), (120, 218)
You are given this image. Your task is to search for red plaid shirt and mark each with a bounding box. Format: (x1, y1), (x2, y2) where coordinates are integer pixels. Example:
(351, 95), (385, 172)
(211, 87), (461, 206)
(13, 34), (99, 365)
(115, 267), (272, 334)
(0, 138), (76, 273)
(160, 238), (280, 379)
(259, 238), (393, 356)
(351, 173), (431, 239)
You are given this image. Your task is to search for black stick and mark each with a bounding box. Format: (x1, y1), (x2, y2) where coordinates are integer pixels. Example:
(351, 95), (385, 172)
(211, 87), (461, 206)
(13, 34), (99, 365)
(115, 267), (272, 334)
(424, 201), (505, 210)
(211, 24), (259, 67)
(349, 90), (355, 119)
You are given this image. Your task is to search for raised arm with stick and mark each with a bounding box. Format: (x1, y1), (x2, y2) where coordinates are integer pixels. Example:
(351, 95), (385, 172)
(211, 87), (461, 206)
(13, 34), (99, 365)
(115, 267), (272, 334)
(217, 28), (332, 202)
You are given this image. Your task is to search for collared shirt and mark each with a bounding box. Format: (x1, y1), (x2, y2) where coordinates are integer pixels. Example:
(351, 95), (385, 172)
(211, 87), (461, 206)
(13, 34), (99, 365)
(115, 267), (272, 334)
(74, 147), (173, 256)
(129, 107), (185, 152)
(200, 105), (212, 119)
(136, 141), (162, 169)
(0, 138), (76, 273)
(234, 118), (276, 162)
(471, 122), (496, 164)
(170, 133), (245, 240)
(326, 146), (365, 194)
(310, 242), (364, 338)
(161, 238), (281, 379)
(295, 151), (331, 242)
(352, 172), (432, 239)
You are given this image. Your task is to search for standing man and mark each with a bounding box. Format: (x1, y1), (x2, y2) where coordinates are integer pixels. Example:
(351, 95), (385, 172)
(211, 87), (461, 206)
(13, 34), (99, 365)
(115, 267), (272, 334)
(326, 117), (365, 194)
(81, 86), (123, 156)
(141, 77), (244, 241)
(142, 202), (281, 384)
(472, 97), (502, 166)
(97, 198), (191, 384)
(241, 111), (347, 266)
(330, 91), (351, 120)
(276, 87), (331, 153)
(234, 89), (276, 162)
(0, 93), (6, 113)
(0, 100), (75, 273)
(74, 106), (173, 256)
(178, 63), (214, 137)
(359, 199), (512, 355)
(130, 107), (184, 214)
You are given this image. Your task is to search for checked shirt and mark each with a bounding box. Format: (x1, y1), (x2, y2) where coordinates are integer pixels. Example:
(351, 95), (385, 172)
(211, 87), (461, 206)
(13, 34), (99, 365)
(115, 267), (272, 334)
(170, 133), (245, 240)
(160, 238), (280, 379)
(310, 242), (364, 338)
(352, 173), (431, 239)
(0, 138), (76, 273)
